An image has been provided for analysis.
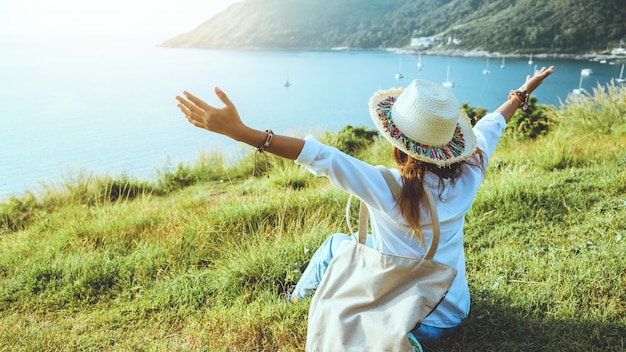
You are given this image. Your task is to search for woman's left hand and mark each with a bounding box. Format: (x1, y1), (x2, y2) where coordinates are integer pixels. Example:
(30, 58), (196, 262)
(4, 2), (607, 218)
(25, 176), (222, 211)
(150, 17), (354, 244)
(520, 66), (555, 94)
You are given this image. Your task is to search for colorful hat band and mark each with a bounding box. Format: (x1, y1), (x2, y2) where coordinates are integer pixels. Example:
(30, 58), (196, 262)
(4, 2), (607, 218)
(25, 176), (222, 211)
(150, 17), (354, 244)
(376, 95), (467, 162)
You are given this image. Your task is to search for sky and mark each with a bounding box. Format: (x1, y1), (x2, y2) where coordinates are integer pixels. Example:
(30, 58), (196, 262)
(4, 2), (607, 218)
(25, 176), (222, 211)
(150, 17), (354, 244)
(0, 0), (241, 46)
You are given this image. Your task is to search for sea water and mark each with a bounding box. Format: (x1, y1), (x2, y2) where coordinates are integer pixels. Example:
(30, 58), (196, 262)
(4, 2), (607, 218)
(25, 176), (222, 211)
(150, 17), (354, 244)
(0, 42), (623, 198)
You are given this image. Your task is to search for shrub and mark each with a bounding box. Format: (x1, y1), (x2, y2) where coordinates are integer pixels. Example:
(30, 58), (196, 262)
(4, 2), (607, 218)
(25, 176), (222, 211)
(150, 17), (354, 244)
(556, 81), (626, 136)
(505, 97), (554, 140)
(323, 125), (379, 155)
(461, 102), (488, 126)
(0, 193), (40, 234)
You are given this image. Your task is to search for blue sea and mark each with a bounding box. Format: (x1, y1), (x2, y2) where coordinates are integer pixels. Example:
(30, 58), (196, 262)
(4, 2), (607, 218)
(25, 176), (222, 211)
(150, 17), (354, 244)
(1, 42), (623, 199)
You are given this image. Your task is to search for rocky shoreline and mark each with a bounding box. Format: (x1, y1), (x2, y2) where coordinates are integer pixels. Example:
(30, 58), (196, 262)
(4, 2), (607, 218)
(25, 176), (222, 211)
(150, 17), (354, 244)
(390, 48), (626, 62)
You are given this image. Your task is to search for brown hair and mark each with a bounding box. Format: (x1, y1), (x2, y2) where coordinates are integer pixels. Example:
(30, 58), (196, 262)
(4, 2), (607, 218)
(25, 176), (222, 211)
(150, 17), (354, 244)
(392, 147), (486, 245)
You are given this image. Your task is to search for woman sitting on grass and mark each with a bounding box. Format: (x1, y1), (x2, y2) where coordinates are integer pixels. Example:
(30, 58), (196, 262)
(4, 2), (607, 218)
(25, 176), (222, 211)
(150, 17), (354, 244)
(175, 66), (554, 347)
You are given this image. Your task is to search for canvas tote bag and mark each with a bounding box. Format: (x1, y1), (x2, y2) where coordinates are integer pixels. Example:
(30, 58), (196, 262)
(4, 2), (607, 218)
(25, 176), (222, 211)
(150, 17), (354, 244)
(305, 167), (457, 352)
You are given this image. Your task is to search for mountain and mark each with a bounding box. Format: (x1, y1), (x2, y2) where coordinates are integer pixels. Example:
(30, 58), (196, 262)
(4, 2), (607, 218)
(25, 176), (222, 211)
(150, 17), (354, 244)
(161, 0), (626, 54)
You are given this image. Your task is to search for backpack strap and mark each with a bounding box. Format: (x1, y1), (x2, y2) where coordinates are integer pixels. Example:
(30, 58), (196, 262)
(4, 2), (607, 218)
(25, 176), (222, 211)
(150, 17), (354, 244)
(352, 166), (441, 260)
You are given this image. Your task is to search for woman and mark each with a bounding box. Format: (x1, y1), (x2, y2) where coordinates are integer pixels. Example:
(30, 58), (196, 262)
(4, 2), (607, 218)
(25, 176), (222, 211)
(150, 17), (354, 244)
(176, 66), (554, 344)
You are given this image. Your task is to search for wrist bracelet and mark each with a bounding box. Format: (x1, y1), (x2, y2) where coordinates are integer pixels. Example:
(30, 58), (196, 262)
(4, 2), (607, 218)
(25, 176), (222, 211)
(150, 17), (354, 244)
(254, 129), (274, 178)
(508, 89), (529, 111)
(256, 129), (274, 153)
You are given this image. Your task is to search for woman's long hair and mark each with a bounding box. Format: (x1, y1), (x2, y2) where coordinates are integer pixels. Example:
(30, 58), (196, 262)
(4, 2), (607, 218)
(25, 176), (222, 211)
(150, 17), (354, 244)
(393, 147), (485, 245)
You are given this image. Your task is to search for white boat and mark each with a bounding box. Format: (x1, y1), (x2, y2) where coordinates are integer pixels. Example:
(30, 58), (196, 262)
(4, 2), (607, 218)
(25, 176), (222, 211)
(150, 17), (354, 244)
(416, 52), (423, 71)
(573, 70), (587, 95)
(500, 56), (505, 69)
(616, 64), (625, 84)
(581, 68), (593, 76)
(528, 53), (533, 65)
(395, 57), (404, 79)
(442, 65), (454, 87)
(482, 57), (491, 75)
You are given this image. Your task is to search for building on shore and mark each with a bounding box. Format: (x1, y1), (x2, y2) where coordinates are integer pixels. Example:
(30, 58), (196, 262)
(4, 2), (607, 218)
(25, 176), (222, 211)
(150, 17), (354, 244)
(611, 47), (626, 56)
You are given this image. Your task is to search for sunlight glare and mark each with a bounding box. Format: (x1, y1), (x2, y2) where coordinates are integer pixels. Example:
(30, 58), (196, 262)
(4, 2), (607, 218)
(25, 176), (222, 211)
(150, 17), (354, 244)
(1, 0), (240, 43)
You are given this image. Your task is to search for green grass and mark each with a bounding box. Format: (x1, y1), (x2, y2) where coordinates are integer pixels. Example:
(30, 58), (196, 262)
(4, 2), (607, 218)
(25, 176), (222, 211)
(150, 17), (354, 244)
(1, 83), (625, 351)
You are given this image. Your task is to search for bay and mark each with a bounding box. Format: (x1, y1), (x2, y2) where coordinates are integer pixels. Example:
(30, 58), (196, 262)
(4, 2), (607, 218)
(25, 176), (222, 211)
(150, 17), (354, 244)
(1, 43), (623, 199)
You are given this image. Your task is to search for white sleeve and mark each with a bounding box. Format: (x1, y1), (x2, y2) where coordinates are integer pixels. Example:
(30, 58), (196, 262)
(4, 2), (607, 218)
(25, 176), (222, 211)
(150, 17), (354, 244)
(294, 135), (397, 213)
(473, 111), (507, 161)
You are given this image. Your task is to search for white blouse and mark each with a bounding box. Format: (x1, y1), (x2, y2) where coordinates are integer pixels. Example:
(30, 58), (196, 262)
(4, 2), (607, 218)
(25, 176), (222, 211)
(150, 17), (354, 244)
(295, 112), (507, 328)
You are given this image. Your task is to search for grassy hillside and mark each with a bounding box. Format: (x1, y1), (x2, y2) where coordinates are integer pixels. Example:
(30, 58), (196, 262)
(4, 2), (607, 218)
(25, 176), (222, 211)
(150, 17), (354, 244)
(162, 0), (626, 53)
(1, 83), (625, 351)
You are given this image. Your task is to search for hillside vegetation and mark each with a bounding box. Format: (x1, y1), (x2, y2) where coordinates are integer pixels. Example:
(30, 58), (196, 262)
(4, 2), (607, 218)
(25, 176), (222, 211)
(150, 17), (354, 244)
(162, 0), (626, 53)
(1, 83), (625, 350)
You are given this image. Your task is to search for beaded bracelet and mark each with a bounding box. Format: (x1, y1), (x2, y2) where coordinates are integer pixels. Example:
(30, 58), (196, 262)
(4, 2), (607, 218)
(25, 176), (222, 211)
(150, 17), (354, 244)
(508, 89), (529, 111)
(253, 129), (274, 177)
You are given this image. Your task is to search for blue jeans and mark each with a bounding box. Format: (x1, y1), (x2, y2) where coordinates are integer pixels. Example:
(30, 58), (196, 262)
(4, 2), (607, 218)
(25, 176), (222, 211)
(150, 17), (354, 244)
(410, 323), (455, 341)
(292, 233), (455, 341)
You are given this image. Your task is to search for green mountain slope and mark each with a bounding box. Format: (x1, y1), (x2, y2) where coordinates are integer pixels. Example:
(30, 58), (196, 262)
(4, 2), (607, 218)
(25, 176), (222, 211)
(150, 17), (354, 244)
(162, 0), (626, 53)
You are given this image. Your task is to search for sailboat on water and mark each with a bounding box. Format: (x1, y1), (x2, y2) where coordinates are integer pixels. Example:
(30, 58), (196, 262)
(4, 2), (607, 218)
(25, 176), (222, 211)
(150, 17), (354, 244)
(500, 56), (506, 69)
(395, 57), (404, 79)
(416, 52), (423, 71)
(616, 63), (625, 84)
(528, 53), (533, 65)
(483, 57), (491, 75)
(573, 69), (588, 95)
(442, 65), (454, 87)
(284, 70), (292, 87)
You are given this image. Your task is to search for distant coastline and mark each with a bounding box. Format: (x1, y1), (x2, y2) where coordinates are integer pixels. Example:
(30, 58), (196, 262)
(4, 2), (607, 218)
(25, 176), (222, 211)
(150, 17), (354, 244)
(381, 47), (626, 62)
(165, 44), (626, 63)
(162, 44), (626, 62)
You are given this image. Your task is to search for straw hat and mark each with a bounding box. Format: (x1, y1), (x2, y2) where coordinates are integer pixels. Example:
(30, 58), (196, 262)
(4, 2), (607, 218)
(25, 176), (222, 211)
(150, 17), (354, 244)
(369, 79), (477, 167)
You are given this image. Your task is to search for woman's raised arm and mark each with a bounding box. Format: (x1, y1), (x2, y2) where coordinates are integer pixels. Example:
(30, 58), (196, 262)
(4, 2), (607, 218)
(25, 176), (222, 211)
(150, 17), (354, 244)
(496, 65), (555, 123)
(176, 87), (305, 160)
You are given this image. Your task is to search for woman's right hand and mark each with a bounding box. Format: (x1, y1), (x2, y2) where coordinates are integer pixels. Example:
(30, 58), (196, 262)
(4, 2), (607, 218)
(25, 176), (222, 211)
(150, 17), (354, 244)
(177, 87), (306, 160)
(176, 87), (247, 140)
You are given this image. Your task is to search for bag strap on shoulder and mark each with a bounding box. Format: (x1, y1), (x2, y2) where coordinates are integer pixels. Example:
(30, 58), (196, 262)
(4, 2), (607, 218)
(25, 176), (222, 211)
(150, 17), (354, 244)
(352, 166), (441, 260)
